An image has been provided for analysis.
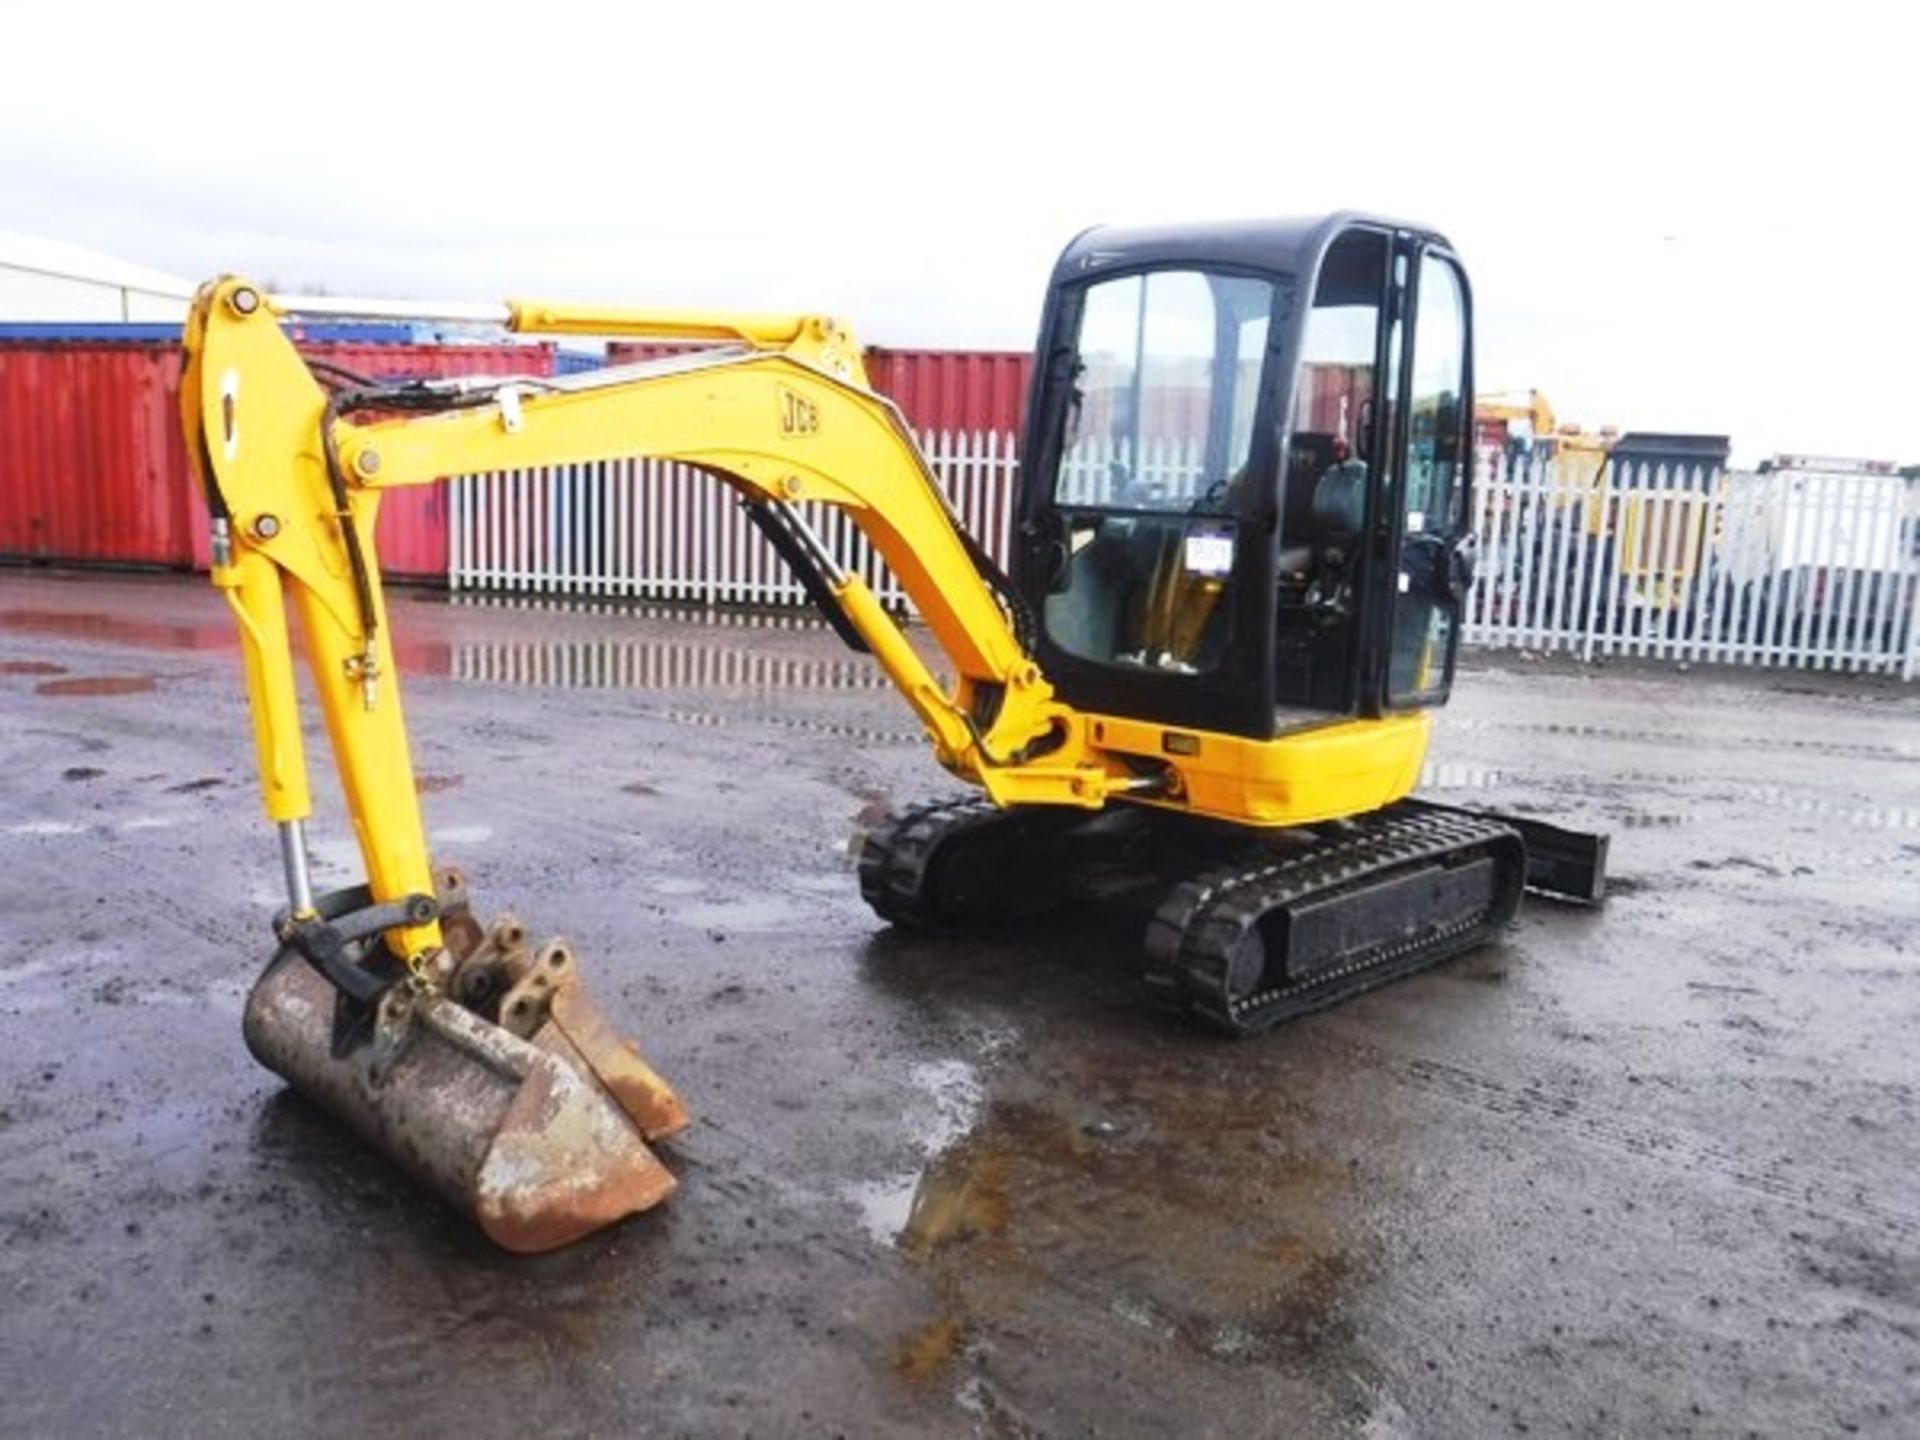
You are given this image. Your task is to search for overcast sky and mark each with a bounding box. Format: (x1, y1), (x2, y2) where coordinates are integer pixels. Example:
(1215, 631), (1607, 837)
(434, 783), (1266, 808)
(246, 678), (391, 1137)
(2, 1), (1911, 464)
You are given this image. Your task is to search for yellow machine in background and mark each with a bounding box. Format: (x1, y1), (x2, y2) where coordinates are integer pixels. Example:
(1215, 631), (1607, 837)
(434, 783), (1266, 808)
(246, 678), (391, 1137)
(184, 215), (1605, 1251)
(1476, 390), (1725, 612)
(1475, 388), (1615, 534)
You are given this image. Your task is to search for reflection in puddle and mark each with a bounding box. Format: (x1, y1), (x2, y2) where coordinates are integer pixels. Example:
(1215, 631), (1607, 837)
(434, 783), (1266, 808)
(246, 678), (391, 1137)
(441, 585), (911, 694)
(1419, 761), (1920, 831)
(673, 896), (804, 932)
(1, 597), (919, 707)
(450, 636), (887, 693)
(0, 606), (450, 674)
(0, 609), (232, 652)
(895, 1317), (963, 1385)
(35, 675), (156, 697)
(648, 877), (707, 896)
(1421, 761), (1505, 791)
(1727, 787), (1920, 832)
(303, 833), (365, 881)
(896, 1141), (1011, 1262)
(430, 823), (494, 847)
(266, 824), (493, 895)
(1452, 714), (1920, 763)
(845, 1059), (985, 1246)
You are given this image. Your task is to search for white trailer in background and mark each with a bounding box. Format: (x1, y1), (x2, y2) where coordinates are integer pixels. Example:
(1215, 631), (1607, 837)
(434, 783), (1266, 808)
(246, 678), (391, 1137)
(1715, 459), (1919, 667)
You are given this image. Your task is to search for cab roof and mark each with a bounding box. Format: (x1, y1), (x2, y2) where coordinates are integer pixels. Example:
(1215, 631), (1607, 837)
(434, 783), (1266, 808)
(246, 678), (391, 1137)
(1051, 212), (1452, 284)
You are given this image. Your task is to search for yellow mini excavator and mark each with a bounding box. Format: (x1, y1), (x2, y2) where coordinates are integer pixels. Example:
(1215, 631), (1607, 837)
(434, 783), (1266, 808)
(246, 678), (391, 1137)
(182, 214), (1606, 1252)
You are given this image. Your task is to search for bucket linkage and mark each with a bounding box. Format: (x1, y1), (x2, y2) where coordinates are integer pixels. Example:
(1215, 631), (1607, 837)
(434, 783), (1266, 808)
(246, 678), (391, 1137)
(245, 867), (686, 1253)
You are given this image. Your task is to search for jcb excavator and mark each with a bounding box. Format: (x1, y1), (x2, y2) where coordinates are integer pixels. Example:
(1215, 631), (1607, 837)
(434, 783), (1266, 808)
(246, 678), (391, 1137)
(182, 213), (1605, 1252)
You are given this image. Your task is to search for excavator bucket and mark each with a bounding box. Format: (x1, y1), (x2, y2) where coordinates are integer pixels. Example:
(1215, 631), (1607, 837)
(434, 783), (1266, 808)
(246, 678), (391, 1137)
(243, 872), (687, 1253)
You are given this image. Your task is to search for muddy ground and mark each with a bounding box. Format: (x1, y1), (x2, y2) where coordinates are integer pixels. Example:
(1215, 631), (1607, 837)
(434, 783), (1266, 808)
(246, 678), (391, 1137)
(0, 568), (1915, 1438)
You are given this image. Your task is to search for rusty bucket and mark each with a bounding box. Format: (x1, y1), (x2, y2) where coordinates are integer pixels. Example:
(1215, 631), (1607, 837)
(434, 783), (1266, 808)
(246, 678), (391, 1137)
(244, 874), (687, 1253)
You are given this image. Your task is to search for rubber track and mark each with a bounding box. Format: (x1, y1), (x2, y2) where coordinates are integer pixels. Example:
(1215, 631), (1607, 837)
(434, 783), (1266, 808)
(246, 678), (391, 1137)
(857, 796), (1011, 929)
(1143, 806), (1524, 1036)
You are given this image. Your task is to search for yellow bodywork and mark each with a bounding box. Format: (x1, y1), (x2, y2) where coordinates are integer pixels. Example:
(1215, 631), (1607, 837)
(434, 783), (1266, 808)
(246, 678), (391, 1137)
(182, 277), (1431, 965)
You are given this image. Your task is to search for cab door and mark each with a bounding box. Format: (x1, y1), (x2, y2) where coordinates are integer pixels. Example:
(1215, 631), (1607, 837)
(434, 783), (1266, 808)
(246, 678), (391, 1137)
(1379, 246), (1475, 708)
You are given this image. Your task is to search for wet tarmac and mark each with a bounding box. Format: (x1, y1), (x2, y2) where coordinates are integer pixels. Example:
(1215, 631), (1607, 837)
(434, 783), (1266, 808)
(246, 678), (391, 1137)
(1, 568), (1916, 1438)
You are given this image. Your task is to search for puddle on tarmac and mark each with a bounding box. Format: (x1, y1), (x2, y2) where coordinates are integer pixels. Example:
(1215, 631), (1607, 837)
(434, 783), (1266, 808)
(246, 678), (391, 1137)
(448, 634), (888, 693)
(438, 591), (930, 693)
(673, 895), (805, 931)
(1420, 763), (1918, 832)
(0, 607), (451, 675)
(896, 1316), (963, 1385)
(35, 675), (156, 697)
(1719, 788), (1920, 833)
(788, 873), (852, 894)
(0, 599), (913, 700)
(1453, 713), (1920, 764)
(302, 833), (366, 881)
(845, 1059), (986, 1246)
(0, 609), (233, 652)
(895, 1142), (1012, 1261)
(648, 877), (707, 896)
(287, 824), (490, 886)
(867, 1069), (1366, 1385)
(1421, 761), (1507, 790)
(430, 823), (495, 847)
(3, 944), (130, 1010)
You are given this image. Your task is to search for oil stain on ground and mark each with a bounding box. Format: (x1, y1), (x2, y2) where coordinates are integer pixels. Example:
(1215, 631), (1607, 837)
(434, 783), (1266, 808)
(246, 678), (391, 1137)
(879, 1070), (1367, 1413)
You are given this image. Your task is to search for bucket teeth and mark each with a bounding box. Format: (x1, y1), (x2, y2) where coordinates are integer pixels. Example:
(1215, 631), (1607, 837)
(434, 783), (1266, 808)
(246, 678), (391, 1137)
(242, 886), (687, 1253)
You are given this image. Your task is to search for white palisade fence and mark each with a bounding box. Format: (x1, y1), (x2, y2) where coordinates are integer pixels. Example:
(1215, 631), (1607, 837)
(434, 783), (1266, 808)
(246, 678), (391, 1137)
(1466, 456), (1918, 678)
(449, 430), (1019, 611)
(448, 439), (1920, 680)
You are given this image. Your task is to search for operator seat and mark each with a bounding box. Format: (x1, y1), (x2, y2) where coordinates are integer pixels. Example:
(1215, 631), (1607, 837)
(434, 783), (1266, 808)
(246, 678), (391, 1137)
(1276, 438), (1368, 713)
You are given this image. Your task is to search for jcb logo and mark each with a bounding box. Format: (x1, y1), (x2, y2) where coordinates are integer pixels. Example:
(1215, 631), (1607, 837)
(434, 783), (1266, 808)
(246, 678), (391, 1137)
(778, 387), (820, 437)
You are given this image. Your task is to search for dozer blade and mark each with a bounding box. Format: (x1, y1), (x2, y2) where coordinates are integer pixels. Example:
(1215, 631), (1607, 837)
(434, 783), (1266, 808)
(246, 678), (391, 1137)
(244, 893), (685, 1253)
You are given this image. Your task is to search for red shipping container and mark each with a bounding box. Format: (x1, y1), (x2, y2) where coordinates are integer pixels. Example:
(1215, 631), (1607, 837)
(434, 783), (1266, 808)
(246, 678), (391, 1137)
(0, 343), (195, 569)
(863, 348), (1030, 438)
(604, 343), (1032, 439)
(2, 337), (1039, 584)
(0, 339), (552, 579)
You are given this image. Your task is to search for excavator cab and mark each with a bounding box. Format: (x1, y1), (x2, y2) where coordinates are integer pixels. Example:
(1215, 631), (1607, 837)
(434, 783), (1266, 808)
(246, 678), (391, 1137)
(1017, 214), (1479, 739)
